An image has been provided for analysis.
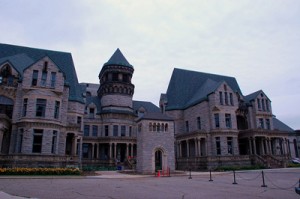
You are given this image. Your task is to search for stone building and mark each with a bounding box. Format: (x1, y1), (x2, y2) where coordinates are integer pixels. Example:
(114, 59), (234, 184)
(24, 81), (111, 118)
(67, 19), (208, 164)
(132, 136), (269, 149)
(0, 43), (299, 172)
(160, 68), (298, 169)
(0, 43), (84, 167)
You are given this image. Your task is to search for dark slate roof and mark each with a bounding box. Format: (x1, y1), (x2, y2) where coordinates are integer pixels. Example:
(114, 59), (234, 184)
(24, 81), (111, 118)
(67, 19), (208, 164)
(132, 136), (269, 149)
(273, 117), (294, 132)
(0, 53), (35, 75)
(133, 100), (160, 113)
(103, 48), (133, 68)
(0, 43), (84, 103)
(137, 112), (173, 121)
(244, 90), (270, 103)
(165, 68), (242, 110)
(86, 96), (101, 113)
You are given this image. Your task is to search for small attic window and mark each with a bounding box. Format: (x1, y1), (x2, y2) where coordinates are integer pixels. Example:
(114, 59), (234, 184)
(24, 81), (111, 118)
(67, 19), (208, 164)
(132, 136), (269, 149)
(224, 84), (227, 91)
(260, 93), (264, 97)
(43, 61), (48, 71)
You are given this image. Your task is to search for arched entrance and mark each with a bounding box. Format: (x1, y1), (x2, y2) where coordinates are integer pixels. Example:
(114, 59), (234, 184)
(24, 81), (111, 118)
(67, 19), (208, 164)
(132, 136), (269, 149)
(155, 150), (162, 171)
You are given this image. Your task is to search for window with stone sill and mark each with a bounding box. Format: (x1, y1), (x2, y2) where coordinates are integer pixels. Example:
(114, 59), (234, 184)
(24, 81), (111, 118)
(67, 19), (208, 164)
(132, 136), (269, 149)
(36, 99), (46, 117)
(32, 129), (43, 153)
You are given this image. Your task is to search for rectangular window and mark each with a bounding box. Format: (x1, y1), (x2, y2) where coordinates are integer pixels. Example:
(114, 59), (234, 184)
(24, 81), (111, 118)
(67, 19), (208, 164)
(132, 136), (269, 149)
(216, 137), (221, 155)
(225, 92), (228, 105)
(230, 93), (234, 106)
(197, 117), (201, 130)
(266, 119), (270, 130)
(52, 131), (57, 154)
(225, 114), (232, 128)
(54, 101), (60, 119)
(121, 125), (126, 137)
(92, 125), (98, 136)
(77, 116), (82, 125)
(32, 129), (43, 153)
(262, 99), (265, 111)
(227, 137), (233, 154)
(219, 91), (223, 105)
(36, 99), (46, 117)
(17, 128), (23, 153)
(214, 113), (220, 128)
(105, 125), (109, 136)
(41, 71), (47, 86)
(185, 121), (189, 132)
(266, 100), (269, 111)
(89, 108), (95, 118)
(259, 118), (264, 129)
(257, 99), (261, 110)
(113, 125), (118, 136)
(50, 72), (56, 88)
(84, 125), (90, 136)
(112, 73), (118, 81)
(32, 70), (38, 86)
(22, 98), (28, 117)
(129, 126), (132, 137)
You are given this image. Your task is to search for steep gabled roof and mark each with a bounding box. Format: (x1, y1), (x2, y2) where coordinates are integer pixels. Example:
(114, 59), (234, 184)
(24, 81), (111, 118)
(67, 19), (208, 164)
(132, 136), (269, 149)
(273, 117), (294, 132)
(0, 53), (35, 76)
(0, 43), (84, 103)
(103, 48), (133, 68)
(165, 68), (242, 110)
(133, 100), (160, 113)
(137, 112), (174, 122)
(244, 90), (271, 103)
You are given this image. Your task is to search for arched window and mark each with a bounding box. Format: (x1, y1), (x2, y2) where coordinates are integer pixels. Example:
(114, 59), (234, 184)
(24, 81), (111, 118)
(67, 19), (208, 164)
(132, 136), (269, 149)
(153, 123), (157, 132)
(157, 123), (160, 132)
(165, 123), (168, 132)
(149, 123), (152, 131)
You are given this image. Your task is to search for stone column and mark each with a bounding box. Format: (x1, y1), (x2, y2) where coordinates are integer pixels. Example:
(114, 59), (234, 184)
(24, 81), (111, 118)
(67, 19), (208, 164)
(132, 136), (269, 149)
(126, 143), (129, 158)
(114, 143), (117, 159)
(194, 138), (198, 157)
(109, 143), (112, 159)
(268, 138), (272, 155)
(131, 143), (134, 157)
(198, 138), (201, 157)
(186, 140), (190, 157)
(0, 130), (4, 154)
(281, 139), (285, 155)
(261, 138), (265, 155)
(179, 141), (182, 157)
(248, 138), (252, 155)
(91, 143), (94, 159)
(253, 137), (257, 155)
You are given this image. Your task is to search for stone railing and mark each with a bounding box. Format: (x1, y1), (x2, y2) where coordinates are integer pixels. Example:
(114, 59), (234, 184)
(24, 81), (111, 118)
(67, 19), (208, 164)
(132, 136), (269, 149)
(0, 154), (79, 168)
(176, 155), (252, 170)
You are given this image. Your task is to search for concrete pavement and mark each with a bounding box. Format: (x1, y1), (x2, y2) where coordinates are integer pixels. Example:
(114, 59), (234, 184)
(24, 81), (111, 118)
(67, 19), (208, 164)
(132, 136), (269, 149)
(0, 168), (299, 199)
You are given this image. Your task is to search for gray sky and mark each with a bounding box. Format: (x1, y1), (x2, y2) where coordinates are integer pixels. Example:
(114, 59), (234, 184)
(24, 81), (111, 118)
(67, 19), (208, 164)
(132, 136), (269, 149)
(1, 0), (299, 130)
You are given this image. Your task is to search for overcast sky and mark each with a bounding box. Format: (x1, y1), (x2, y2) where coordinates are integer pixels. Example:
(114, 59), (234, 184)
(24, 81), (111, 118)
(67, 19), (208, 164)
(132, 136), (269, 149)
(1, 0), (299, 130)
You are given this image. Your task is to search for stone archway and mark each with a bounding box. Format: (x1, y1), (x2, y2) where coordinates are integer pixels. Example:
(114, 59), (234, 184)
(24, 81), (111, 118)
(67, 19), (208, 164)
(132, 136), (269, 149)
(153, 147), (168, 173)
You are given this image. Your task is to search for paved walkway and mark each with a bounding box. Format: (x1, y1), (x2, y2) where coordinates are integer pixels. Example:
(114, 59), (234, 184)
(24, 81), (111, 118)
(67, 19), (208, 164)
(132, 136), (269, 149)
(0, 168), (299, 199)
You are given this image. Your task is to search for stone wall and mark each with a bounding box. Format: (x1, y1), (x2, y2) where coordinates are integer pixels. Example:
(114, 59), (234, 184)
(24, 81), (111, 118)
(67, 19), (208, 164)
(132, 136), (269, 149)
(136, 119), (175, 174)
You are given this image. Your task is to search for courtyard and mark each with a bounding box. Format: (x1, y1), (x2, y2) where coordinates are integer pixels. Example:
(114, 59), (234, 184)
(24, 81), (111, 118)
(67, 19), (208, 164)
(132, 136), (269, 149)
(0, 168), (299, 199)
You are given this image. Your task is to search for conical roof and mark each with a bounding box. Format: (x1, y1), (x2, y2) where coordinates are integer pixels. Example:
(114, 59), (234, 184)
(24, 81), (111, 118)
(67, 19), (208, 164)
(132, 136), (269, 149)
(103, 48), (132, 68)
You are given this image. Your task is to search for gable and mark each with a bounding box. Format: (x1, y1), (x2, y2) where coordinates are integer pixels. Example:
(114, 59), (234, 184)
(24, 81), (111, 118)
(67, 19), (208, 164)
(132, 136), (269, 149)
(0, 43), (83, 103)
(165, 68), (242, 110)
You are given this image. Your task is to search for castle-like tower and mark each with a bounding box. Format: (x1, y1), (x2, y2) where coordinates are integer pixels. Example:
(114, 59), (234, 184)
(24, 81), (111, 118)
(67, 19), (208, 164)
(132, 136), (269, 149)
(98, 49), (135, 113)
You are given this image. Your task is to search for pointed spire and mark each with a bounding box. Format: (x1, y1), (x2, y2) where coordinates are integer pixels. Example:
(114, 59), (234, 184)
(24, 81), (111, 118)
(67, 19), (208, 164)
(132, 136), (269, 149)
(104, 48), (133, 68)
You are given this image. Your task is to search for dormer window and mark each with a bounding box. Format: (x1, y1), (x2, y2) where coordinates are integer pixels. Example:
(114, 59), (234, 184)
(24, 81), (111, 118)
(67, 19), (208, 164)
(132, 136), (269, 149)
(32, 70), (38, 86)
(41, 71), (47, 86)
(257, 99), (261, 110)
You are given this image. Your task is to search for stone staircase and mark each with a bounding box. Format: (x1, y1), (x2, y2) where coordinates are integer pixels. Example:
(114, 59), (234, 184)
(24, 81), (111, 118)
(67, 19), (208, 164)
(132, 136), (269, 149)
(251, 154), (287, 168)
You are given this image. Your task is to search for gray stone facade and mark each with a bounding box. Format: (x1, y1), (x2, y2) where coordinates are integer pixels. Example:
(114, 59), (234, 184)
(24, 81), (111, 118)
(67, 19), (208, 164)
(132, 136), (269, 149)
(0, 43), (299, 172)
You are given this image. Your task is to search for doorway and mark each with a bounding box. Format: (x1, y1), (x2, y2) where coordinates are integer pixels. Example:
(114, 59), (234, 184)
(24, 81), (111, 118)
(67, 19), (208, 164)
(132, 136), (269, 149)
(155, 150), (162, 171)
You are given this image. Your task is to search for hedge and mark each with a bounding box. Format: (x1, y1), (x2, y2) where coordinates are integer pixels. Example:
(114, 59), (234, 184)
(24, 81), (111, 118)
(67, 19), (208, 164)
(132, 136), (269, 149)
(0, 168), (81, 175)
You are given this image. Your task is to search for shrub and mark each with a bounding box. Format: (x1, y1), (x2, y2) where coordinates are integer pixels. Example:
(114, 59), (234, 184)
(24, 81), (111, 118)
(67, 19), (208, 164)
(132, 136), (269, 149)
(0, 168), (81, 175)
